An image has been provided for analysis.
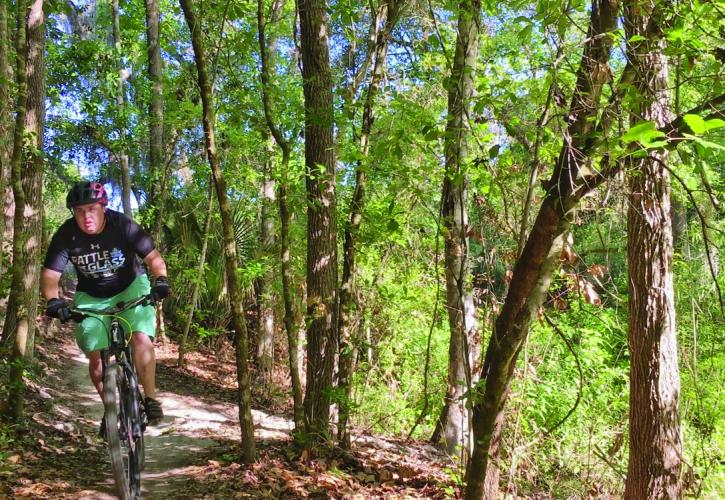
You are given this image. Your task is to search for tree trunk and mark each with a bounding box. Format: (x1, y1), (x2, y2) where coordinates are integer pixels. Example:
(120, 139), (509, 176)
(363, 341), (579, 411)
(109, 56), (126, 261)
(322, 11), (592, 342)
(464, 0), (620, 497)
(624, 1), (682, 496)
(179, 0), (256, 463)
(279, 180), (305, 430)
(3, 0), (44, 421)
(112, 0), (132, 216)
(337, 0), (400, 449)
(254, 0), (285, 389)
(256, 0), (304, 431)
(297, 0), (338, 442)
(256, 144), (276, 388)
(178, 178), (214, 367)
(0, 0), (12, 273)
(144, 0), (164, 230)
(435, 0), (481, 459)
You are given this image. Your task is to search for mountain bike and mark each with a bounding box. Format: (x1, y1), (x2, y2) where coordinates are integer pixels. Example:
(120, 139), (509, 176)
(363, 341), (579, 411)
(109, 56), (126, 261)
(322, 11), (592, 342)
(70, 294), (155, 500)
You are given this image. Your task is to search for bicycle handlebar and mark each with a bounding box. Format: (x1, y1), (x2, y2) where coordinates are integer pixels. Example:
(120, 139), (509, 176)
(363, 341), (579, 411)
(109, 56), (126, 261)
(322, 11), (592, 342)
(69, 294), (156, 322)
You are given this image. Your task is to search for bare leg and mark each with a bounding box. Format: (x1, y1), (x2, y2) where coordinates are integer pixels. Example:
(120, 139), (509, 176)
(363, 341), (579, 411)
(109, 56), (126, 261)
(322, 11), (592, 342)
(88, 350), (103, 399)
(131, 332), (157, 398)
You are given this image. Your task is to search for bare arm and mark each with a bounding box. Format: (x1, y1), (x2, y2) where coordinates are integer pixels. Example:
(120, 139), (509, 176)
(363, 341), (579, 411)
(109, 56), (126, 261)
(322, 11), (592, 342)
(40, 268), (63, 300)
(144, 249), (167, 279)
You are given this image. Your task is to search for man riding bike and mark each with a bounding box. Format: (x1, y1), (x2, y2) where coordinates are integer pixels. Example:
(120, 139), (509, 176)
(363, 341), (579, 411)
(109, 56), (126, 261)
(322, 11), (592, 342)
(41, 181), (171, 436)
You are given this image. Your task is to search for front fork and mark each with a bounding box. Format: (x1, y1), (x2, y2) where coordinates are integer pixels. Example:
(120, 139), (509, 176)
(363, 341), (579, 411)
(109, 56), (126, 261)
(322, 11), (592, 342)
(101, 342), (146, 441)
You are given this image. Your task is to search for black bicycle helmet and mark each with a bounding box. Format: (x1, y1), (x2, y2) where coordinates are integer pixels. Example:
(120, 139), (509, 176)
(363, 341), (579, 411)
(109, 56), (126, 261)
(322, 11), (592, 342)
(66, 181), (109, 209)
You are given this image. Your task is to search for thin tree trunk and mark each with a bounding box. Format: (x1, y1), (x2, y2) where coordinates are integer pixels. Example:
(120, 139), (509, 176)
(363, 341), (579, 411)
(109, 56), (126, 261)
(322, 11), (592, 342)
(279, 179), (304, 430)
(256, 143), (276, 388)
(434, 0), (481, 460)
(297, 0), (338, 442)
(178, 178), (214, 367)
(254, 0), (284, 389)
(112, 0), (132, 216)
(337, 0), (400, 449)
(0, 0), (12, 273)
(4, 0), (44, 421)
(464, 1), (620, 496)
(179, 0), (256, 463)
(256, 0), (304, 430)
(624, 1), (682, 496)
(144, 0), (163, 211)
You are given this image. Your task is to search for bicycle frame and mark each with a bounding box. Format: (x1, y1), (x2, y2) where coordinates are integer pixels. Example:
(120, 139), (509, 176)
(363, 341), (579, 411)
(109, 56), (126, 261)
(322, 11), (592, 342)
(70, 294), (155, 500)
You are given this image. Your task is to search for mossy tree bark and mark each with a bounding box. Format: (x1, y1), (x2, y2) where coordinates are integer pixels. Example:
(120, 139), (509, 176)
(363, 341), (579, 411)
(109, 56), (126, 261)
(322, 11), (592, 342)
(0, 0), (12, 275)
(3, 0), (45, 421)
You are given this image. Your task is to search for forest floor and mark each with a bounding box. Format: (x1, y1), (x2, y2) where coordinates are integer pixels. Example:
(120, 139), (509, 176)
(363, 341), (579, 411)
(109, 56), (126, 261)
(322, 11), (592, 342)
(0, 324), (459, 499)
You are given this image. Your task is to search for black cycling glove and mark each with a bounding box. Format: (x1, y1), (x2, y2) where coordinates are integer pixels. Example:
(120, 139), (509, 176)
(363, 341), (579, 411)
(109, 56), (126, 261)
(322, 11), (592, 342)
(46, 298), (72, 323)
(151, 276), (171, 301)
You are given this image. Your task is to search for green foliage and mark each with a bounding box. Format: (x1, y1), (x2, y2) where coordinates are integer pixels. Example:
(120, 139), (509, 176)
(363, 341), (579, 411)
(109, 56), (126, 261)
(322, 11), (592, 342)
(5, 0), (720, 495)
(0, 423), (15, 465)
(501, 305), (629, 495)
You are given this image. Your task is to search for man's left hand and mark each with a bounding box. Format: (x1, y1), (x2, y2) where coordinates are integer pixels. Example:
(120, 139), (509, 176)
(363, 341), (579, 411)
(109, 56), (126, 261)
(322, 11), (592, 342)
(151, 276), (171, 301)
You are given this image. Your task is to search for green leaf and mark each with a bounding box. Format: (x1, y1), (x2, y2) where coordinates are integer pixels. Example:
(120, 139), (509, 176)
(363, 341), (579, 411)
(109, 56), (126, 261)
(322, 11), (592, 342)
(488, 144), (500, 158)
(683, 114), (706, 135)
(628, 34), (646, 42)
(684, 133), (725, 151)
(621, 121), (665, 145)
(704, 118), (725, 132)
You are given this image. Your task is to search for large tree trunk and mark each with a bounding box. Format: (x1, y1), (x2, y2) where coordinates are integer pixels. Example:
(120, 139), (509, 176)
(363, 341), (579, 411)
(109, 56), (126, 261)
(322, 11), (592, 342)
(179, 0), (256, 463)
(464, 1), (620, 497)
(256, 0), (304, 431)
(112, 0), (132, 216)
(3, 0), (45, 421)
(297, 0), (338, 442)
(0, 0), (12, 274)
(434, 0), (481, 459)
(624, 1), (682, 497)
(337, 0), (400, 449)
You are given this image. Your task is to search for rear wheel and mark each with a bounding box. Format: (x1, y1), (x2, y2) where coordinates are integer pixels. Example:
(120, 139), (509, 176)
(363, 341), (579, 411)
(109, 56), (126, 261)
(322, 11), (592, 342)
(103, 364), (131, 500)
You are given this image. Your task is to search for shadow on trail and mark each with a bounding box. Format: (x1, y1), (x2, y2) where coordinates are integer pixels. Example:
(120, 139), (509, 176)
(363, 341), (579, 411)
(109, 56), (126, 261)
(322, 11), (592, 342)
(155, 358), (238, 405)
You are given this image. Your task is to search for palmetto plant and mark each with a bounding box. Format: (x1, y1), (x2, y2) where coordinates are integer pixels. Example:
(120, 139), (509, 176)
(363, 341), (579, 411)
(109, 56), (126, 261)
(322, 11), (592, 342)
(164, 192), (258, 343)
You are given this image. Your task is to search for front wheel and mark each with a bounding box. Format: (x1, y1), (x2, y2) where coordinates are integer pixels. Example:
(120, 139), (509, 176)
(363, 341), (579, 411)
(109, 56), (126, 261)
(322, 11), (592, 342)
(103, 364), (132, 500)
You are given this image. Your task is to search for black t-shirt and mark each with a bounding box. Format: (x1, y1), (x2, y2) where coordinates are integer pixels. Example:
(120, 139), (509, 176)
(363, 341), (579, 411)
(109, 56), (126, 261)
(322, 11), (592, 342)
(43, 210), (155, 298)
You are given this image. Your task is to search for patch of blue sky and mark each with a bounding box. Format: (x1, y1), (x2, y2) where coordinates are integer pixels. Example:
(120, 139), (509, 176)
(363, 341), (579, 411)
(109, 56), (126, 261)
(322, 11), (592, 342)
(103, 182), (140, 212)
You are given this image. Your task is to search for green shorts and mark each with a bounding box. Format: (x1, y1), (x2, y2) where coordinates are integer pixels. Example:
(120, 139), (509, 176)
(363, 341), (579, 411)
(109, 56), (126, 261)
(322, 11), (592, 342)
(73, 275), (156, 356)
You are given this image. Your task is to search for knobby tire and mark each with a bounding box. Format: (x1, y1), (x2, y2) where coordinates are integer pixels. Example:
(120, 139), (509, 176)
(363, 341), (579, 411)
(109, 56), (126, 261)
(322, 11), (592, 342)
(103, 364), (132, 500)
(122, 368), (144, 496)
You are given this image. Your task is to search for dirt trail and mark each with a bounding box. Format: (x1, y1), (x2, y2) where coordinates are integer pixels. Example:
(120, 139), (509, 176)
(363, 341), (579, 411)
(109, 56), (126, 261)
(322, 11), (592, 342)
(7, 331), (456, 498)
(47, 341), (292, 498)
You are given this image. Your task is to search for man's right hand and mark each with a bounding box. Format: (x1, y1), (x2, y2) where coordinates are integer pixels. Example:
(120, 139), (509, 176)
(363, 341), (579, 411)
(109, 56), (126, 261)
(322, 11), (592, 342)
(46, 298), (72, 323)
